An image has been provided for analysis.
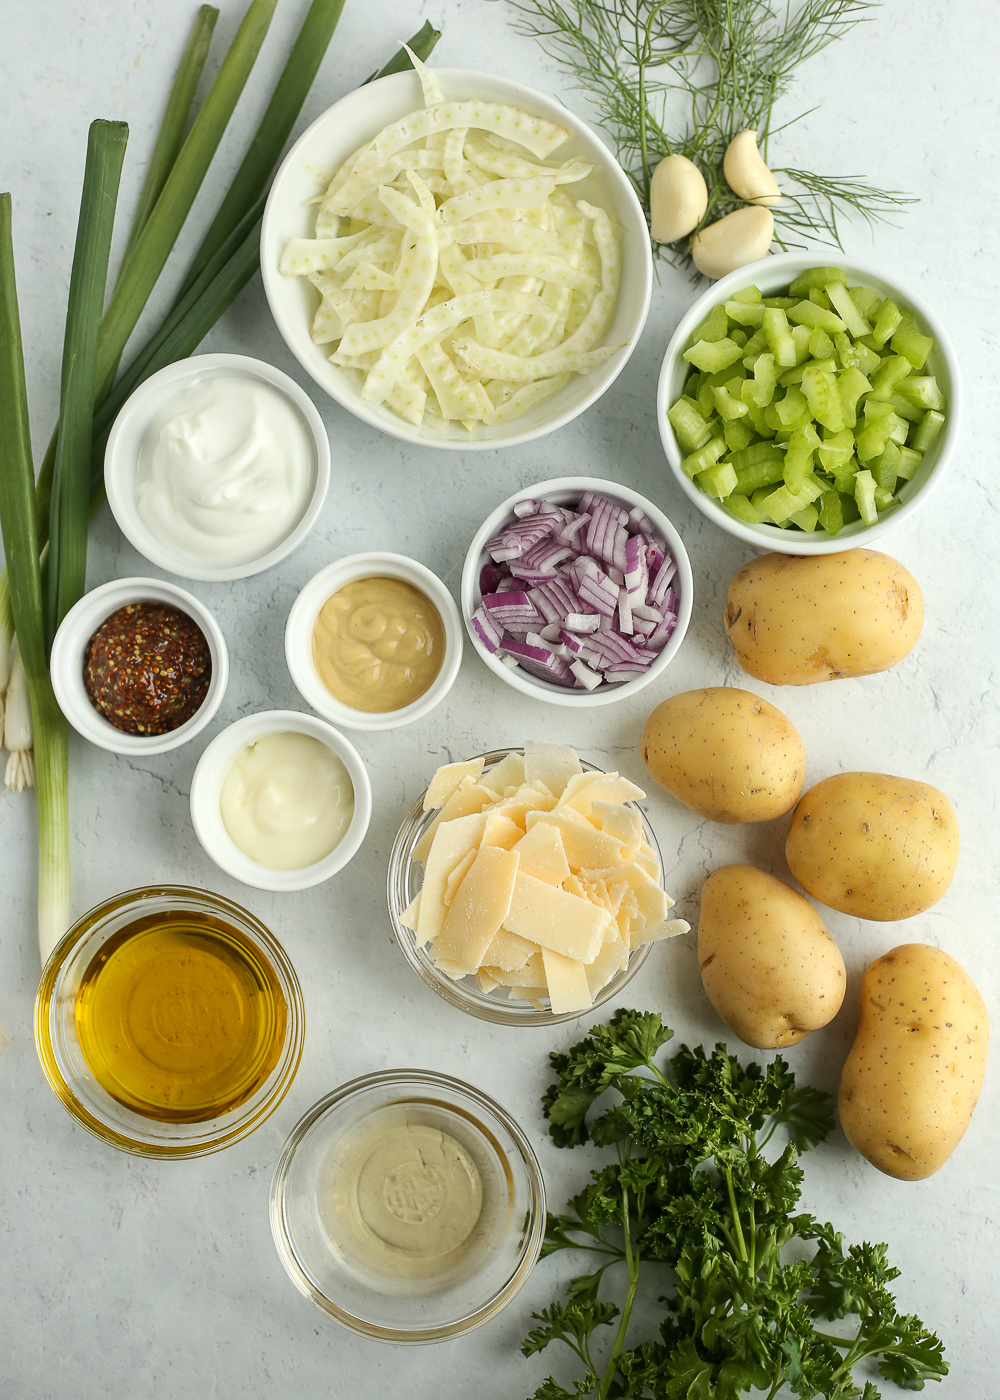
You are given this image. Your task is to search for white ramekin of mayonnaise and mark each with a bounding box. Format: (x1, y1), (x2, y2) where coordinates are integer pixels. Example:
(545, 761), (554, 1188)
(284, 553), (463, 732)
(189, 709), (372, 891)
(105, 353), (331, 582)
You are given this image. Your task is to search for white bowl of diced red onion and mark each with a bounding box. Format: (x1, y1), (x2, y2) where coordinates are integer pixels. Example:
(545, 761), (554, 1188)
(460, 477), (693, 706)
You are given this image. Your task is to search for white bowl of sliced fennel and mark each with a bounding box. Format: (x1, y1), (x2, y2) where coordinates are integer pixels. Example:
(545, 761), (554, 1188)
(260, 65), (653, 449)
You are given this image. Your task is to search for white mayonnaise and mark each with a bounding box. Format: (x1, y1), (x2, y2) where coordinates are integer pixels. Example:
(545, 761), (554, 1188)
(136, 375), (314, 566)
(220, 732), (354, 869)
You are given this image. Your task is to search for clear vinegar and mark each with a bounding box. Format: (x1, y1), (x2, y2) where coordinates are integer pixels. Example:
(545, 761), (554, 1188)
(74, 911), (286, 1123)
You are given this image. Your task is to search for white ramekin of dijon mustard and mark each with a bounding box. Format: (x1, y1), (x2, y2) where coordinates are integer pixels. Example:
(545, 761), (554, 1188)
(284, 553), (463, 731)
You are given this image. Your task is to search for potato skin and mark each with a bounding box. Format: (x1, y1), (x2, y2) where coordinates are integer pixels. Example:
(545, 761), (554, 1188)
(785, 772), (958, 920)
(698, 865), (845, 1049)
(838, 944), (989, 1180)
(641, 687), (804, 824)
(725, 549), (924, 685)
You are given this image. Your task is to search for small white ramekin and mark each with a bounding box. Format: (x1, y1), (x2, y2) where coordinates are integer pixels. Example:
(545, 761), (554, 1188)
(284, 553), (463, 731)
(104, 352), (331, 582)
(49, 577), (228, 755)
(189, 709), (372, 892)
(460, 476), (693, 708)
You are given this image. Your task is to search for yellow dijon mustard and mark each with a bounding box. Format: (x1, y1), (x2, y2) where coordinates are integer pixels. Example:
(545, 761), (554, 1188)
(312, 576), (445, 713)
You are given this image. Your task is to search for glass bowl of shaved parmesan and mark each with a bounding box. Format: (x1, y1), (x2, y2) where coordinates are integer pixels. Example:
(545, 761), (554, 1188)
(260, 60), (652, 448)
(386, 744), (689, 1025)
(461, 477), (693, 704)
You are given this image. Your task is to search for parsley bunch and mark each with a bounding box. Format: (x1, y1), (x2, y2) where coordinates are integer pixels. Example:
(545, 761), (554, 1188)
(524, 1010), (946, 1400)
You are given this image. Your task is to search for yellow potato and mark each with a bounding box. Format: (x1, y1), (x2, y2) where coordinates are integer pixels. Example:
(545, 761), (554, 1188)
(785, 772), (958, 920)
(839, 944), (988, 1180)
(641, 687), (804, 824)
(698, 865), (845, 1049)
(724, 549), (924, 685)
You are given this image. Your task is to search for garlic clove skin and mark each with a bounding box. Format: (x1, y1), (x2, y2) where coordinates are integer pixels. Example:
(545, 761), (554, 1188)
(649, 154), (708, 243)
(690, 206), (774, 280)
(723, 129), (781, 206)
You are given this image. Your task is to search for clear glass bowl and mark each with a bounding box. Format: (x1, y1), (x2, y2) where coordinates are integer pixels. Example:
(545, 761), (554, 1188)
(387, 747), (658, 1026)
(35, 885), (305, 1158)
(269, 1069), (546, 1342)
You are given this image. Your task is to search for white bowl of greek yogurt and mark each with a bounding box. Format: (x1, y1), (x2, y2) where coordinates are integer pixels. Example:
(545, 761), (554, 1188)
(104, 353), (331, 582)
(189, 709), (372, 891)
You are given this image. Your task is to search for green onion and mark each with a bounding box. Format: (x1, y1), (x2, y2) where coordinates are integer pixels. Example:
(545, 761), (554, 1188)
(47, 120), (128, 649)
(0, 194), (70, 961)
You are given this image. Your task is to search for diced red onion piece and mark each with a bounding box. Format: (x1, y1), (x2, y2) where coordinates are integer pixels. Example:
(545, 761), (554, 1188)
(472, 605), (503, 654)
(513, 498), (537, 518)
(563, 612), (601, 633)
(480, 563), (504, 596)
(618, 588), (633, 636)
(570, 658), (602, 691)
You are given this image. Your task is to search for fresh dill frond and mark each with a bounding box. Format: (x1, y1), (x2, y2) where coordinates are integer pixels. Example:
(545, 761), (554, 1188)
(503, 0), (915, 273)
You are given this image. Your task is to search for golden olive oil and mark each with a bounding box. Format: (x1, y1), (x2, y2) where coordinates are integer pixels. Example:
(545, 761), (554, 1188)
(75, 911), (286, 1122)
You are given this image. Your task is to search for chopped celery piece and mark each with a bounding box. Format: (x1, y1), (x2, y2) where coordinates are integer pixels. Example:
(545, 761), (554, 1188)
(869, 354), (915, 401)
(731, 329), (748, 348)
(788, 300), (846, 334)
(725, 299), (765, 327)
(681, 435), (726, 479)
(791, 323), (813, 365)
(825, 280), (871, 337)
(683, 337), (744, 373)
(667, 398), (713, 454)
(752, 486), (780, 518)
(696, 460), (738, 498)
(838, 490), (861, 524)
(873, 440), (901, 493)
(889, 416), (909, 446)
(789, 267), (845, 294)
(724, 418), (754, 452)
(838, 366), (871, 427)
(873, 485), (896, 509)
(693, 302), (730, 343)
(783, 423), (821, 492)
(897, 446), (922, 480)
(807, 287), (832, 311)
(817, 489), (844, 535)
(853, 341), (882, 376)
(790, 504), (819, 532)
(809, 328), (836, 360)
(733, 454), (785, 495)
(855, 414), (892, 463)
(833, 331), (859, 369)
(749, 352), (777, 406)
(731, 284), (763, 304)
(763, 295), (796, 309)
(872, 298), (902, 347)
(910, 409), (945, 453)
(740, 328), (768, 363)
(801, 364), (846, 431)
(848, 285), (881, 320)
(830, 455), (859, 494)
(763, 307), (797, 367)
(894, 375), (946, 410)
(782, 357), (835, 387)
(762, 474), (824, 524)
(775, 385), (811, 430)
(886, 392), (923, 423)
(712, 384), (749, 421)
(854, 468), (878, 524)
(819, 427), (855, 471)
(746, 402), (775, 438)
(724, 493), (761, 524)
(891, 313), (934, 369)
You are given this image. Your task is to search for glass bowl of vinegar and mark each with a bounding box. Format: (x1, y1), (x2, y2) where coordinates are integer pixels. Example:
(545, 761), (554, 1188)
(35, 886), (305, 1157)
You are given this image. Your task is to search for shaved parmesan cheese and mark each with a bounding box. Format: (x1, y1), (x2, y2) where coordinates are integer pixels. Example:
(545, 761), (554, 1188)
(541, 947), (593, 1015)
(433, 846), (520, 972)
(424, 757), (486, 810)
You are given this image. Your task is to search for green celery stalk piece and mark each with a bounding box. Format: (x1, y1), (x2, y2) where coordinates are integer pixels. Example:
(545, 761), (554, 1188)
(681, 436), (726, 480)
(730, 328), (748, 348)
(891, 312), (934, 369)
(789, 503), (819, 531)
(874, 485), (896, 508)
(855, 468), (878, 523)
(692, 302), (729, 343)
(783, 422), (821, 492)
(47, 120), (129, 649)
(817, 488), (844, 534)
(96, 0), (279, 398)
(746, 402), (775, 438)
(763, 295), (796, 308)
(831, 455), (859, 494)
(894, 375), (946, 410)
(778, 365), (805, 387)
(740, 328), (767, 364)
(910, 409), (945, 452)
(759, 474), (824, 524)
(749, 351), (777, 406)
(839, 489), (861, 524)
(825, 279), (870, 337)
(118, 7), (218, 271)
(711, 384), (749, 421)
(889, 415), (909, 445)
(0, 194), (70, 959)
(801, 364), (846, 431)
(725, 299), (764, 328)
(832, 331), (858, 369)
(789, 266), (845, 294)
(856, 416), (892, 463)
(872, 297), (902, 347)
(695, 460), (738, 499)
(837, 366), (871, 427)
(791, 323), (812, 365)
(724, 418), (753, 452)
(667, 397), (712, 454)
(809, 327), (835, 359)
(807, 286), (832, 310)
(751, 485), (779, 519)
(819, 427), (855, 470)
(733, 453), (785, 494)
(897, 446), (923, 480)
(724, 493), (761, 524)
(683, 337), (743, 373)
(869, 354), (915, 401)
(730, 283), (762, 304)
(775, 385), (810, 430)
(849, 284), (881, 320)
(853, 340), (881, 375)
(886, 391), (923, 423)
(873, 440), (901, 493)
(763, 307), (796, 367)
(788, 300), (845, 334)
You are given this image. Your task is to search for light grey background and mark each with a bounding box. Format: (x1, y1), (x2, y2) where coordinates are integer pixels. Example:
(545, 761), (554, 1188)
(1, 2), (997, 1396)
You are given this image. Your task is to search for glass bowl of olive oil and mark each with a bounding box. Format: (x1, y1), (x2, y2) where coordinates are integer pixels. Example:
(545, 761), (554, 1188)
(35, 886), (305, 1157)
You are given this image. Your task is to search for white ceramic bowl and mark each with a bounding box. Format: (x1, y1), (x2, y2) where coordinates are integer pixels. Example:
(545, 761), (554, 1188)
(104, 353), (331, 581)
(285, 553), (463, 731)
(460, 476), (693, 707)
(656, 251), (962, 554)
(189, 709), (372, 891)
(260, 68), (653, 450)
(50, 577), (228, 755)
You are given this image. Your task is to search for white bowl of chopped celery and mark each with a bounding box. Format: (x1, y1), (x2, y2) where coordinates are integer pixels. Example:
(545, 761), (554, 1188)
(260, 67), (652, 449)
(656, 252), (961, 553)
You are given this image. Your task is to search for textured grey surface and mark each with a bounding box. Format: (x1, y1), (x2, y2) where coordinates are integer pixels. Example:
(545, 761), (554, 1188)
(1, 2), (998, 1396)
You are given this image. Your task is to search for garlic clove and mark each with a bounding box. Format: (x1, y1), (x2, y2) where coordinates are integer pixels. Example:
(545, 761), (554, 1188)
(649, 154), (708, 243)
(723, 129), (781, 207)
(690, 207), (774, 280)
